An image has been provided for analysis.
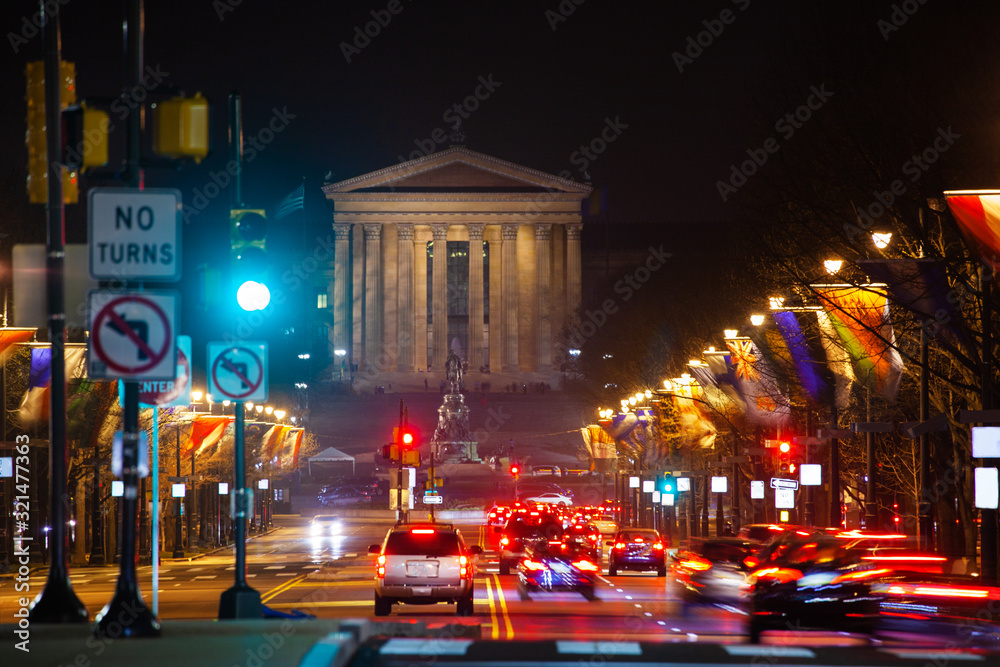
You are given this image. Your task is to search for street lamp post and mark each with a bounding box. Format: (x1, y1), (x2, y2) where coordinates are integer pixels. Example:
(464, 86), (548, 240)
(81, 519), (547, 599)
(173, 424), (183, 558)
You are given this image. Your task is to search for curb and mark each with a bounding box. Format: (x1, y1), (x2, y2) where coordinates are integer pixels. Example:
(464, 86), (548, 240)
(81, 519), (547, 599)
(162, 525), (284, 562)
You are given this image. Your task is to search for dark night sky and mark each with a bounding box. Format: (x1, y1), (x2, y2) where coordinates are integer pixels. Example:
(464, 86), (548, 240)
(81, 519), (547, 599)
(5, 0), (975, 228)
(2, 1), (999, 372)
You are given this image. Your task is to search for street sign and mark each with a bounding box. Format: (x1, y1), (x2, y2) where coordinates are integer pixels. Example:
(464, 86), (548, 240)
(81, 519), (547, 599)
(770, 477), (799, 490)
(88, 290), (177, 380)
(89, 188), (182, 281)
(972, 427), (1000, 458)
(724, 455), (750, 463)
(207, 341), (268, 402)
(423, 494), (443, 505)
(775, 488), (795, 509)
(750, 480), (764, 499)
(676, 477), (690, 492)
(111, 431), (149, 478)
(800, 464), (822, 486)
(0, 457), (11, 478)
(711, 476), (727, 493)
(119, 335), (192, 408)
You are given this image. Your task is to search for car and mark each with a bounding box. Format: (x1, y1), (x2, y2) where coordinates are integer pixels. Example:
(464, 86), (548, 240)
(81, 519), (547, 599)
(369, 522), (483, 617)
(497, 514), (563, 575)
(591, 514), (619, 536)
(309, 514), (341, 536)
(607, 528), (667, 576)
(486, 505), (512, 528)
(517, 482), (573, 498)
(531, 465), (563, 476)
(318, 487), (371, 507)
(746, 533), (889, 643)
(737, 523), (818, 543)
(561, 522), (602, 561)
(524, 492), (573, 506)
(671, 537), (755, 614)
(873, 573), (1000, 640)
(517, 539), (600, 602)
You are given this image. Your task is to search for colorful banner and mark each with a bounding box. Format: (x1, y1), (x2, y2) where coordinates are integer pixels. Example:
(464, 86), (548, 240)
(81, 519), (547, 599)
(581, 424), (617, 460)
(182, 416), (234, 456)
(943, 190), (1000, 269)
(18, 344), (87, 425)
(724, 337), (791, 427)
(814, 284), (904, 402)
(771, 310), (835, 406)
(0, 328), (36, 363)
(278, 428), (304, 469)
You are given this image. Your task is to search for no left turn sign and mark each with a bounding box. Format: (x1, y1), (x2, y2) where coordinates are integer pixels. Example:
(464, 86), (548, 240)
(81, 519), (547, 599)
(207, 341), (268, 402)
(88, 290), (178, 380)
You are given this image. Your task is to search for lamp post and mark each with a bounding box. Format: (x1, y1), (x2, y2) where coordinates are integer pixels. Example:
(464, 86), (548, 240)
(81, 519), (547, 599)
(173, 423), (183, 558)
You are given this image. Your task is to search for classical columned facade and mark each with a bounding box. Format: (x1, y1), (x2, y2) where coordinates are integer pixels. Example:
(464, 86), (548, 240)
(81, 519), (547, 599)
(321, 147), (590, 378)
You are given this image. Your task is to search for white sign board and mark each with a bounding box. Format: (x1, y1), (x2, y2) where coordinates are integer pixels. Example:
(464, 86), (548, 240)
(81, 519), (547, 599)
(750, 480), (764, 499)
(652, 491), (660, 503)
(423, 494), (443, 504)
(775, 487), (795, 509)
(711, 476), (728, 493)
(975, 467), (999, 510)
(207, 341), (269, 402)
(642, 480), (655, 493)
(171, 483), (186, 498)
(89, 188), (182, 281)
(112, 481), (125, 497)
(972, 427), (1000, 459)
(111, 431), (149, 478)
(629, 476), (640, 489)
(88, 290), (177, 380)
(218, 482), (229, 495)
(258, 479), (269, 490)
(13, 244), (96, 328)
(662, 493), (674, 506)
(0, 457), (12, 478)
(800, 464), (822, 486)
(676, 477), (690, 492)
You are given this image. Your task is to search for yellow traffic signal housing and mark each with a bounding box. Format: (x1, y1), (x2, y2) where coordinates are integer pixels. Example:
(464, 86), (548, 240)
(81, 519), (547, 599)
(62, 104), (109, 169)
(401, 450), (420, 467)
(25, 60), (78, 204)
(382, 444), (399, 462)
(152, 93), (209, 162)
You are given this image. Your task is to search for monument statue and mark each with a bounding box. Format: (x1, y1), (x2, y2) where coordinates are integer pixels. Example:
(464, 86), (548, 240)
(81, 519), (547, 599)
(445, 350), (463, 393)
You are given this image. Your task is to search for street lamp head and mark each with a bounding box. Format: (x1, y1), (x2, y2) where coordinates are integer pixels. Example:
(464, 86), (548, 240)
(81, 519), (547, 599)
(334, 349), (347, 357)
(264, 406), (273, 415)
(824, 259), (843, 275)
(768, 296), (785, 309)
(872, 232), (892, 249)
(256, 404), (264, 413)
(628, 396), (637, 406)
(222, 400), (231, 407)
(274, 410), (285, 420)
(191, 390), (203, 402)
(750, 314), (765, 326)
(724, 329), (738, 339)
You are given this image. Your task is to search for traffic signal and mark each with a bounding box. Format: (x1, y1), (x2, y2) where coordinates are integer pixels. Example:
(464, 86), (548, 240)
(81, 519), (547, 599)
(510, 464), (520, 481)
(25, 60), (78, 204)
(152, 93), (209, 162)
(231, 209), (270, 311)
(394, 426), (417, 450)
(778, 441), (792, 474)
(661, 473), (675, 494)
(62, 104), (109, 170)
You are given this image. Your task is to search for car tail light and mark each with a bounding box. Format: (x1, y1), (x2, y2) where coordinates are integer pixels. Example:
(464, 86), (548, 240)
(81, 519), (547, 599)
(523, 559), (547, 571)
(743, 556), (759, 569)
(376, 554), (386, 579)
(754, 567), (802, 584)
(653, 542), (664, 550)
(548, 540), (562, 545)
(459, 554), (471, 579)
(411, 528), (435, 534)
(573, 560), (599, 572)
(678, 556), (712, 572)
(634, 537), (644, 543)
(614, 542), (625, 550)
(500, 536), (509, 547)
(589, 535), (598, 542)
(882, 584), (1000, 600)
(831, 567), (893, 584)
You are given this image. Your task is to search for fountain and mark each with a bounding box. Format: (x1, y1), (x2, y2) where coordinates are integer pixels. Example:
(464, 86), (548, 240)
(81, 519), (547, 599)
(431, 350), (479, 463)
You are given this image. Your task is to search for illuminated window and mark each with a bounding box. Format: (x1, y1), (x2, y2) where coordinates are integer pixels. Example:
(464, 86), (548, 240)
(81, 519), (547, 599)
(316, 292), (328, 309)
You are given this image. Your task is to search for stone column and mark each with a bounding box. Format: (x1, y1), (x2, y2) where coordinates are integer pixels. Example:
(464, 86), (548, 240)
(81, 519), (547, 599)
(363, 223), (382, 370)
(431, 224), (449, 371)
(397, 224), (415, 371)
(467, 224), (485, 368)
(487, 228), (502, 372)
(333, 224), (351, 356)
(566, 223), (583, 318)
(414, 230), (428, 371)
(535, 223), (552, 371)
(501, 223), (519, 371)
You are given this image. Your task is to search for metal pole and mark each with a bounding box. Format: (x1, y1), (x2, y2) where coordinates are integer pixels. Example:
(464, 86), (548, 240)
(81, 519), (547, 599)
(979, 265), (997, 584)
(89, 438), (105, 565)
(918, 326), (932, 550)
(173, 424), (183, 557)
(830, 404), (841, 529)
(219, 401), (262, 618)
(28, 0), (88, 625)
(865, 390), (878, 529)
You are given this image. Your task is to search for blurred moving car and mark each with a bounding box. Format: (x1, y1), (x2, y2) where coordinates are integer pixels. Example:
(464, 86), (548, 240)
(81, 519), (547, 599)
(498, 514), (564, 575)
(591, 514), (619, 536)
(524, 492), (573, 506)
(746, 533), (889, 643)
(561, 523), (603, 561)
(531, 465), (563, 476)
(369, 522), (483, 617)
(487, 505), (512, 528)
(607, 529), (667, 576)
(738, 523), (818, 543)
(517, 539), (600, 601)
(309, 514), (341, 536)
(317, 486), (371, 507)
(874, 573), (1000, 640)
(671, 537), (755, 614)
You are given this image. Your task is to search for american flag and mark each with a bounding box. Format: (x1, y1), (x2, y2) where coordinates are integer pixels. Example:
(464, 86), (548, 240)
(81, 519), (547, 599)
(273, 183), (305, 220)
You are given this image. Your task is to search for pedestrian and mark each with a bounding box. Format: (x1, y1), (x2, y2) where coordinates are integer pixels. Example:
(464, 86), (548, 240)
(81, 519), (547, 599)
(424, 378), (429, 391)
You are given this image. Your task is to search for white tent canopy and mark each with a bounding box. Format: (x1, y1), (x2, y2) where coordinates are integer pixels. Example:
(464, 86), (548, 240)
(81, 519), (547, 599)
(308, 446), (355, 476)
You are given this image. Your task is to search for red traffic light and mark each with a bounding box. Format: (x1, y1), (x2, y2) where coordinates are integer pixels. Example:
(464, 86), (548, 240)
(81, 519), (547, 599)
(778, 442), (791, 454)
(393, 426), (418, 449)
(510, 465), (519, 477)
(401, 430), (414, 446)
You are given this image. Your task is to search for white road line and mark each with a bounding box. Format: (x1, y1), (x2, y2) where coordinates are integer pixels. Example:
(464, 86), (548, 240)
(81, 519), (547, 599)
(194, 575), (217, 580)
(264, 566), (286, 570)
(276, 573), (296, 577)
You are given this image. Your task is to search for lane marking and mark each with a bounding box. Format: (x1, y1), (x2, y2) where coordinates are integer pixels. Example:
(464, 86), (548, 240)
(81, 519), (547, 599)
(268, 600), (368, 609)
(484, 576), (499, 640)
(492, 573), (513, 639)
(261, 574), (307, 603)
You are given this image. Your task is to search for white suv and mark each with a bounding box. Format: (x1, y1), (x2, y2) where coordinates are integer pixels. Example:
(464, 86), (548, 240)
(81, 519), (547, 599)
(369, 522), (483, 616)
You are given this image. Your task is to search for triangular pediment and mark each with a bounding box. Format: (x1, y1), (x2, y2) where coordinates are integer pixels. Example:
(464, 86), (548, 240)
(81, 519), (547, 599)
(323, 146), (590, 195)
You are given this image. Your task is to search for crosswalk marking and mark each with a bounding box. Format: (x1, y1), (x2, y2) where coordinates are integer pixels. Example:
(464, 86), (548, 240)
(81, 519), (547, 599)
(264, 565), (286, 570)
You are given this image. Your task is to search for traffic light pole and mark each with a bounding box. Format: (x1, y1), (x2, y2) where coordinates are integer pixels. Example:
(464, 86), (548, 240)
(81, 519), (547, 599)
(429, 451), (435, 524)
(28, 2), (89, 625)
